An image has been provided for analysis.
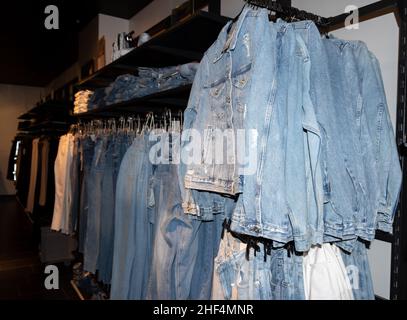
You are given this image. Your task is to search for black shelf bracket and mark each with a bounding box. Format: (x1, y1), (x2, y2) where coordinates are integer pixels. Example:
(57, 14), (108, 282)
(391, 0), (407, 301)
(208, 0), (221, 15)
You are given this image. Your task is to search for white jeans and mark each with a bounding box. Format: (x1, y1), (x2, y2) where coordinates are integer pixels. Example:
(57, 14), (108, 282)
(51, 133), (75, 234)
(303, 243), (354, 300)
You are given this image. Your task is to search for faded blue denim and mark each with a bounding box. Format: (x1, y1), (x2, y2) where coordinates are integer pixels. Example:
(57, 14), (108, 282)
(339, 240), (375, 300)
(291, 22), (367, 243)
(351, 41), (402, 234)
(78, 136), (95, 253)
(319, 36), (401, 247)
(147, 164), (187, 299)
(214, 232), (305, 300)
(83, 136), (109, 273)
(230, 20), (323, 252)
(189, 212), (225, 299)
(111, 134), (153, 299)
(182, 8), (271, 197)
(97, 137), (115, 284)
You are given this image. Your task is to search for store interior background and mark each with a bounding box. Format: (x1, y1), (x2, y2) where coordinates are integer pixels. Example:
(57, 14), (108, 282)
(0, 0), (398, 299)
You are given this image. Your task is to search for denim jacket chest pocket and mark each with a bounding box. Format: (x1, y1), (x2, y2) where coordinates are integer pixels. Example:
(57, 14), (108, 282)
(207, 81), (229, 129)
(232, 68), (251, 129)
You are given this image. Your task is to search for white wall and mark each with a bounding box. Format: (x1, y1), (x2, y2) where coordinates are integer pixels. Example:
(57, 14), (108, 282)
(78, 15), (99, 67)
(128, 0), (209, 38)
(129, 0), (174, 37)
(45, 15), (99, 95)
(293, 0), (398, 300)
(98, 14), (130, 65)
(221, 0), (245, 17)
(0, 84), (44, 195)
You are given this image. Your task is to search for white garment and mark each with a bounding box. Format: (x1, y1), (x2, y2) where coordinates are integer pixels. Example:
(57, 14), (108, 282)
(51, 134), (74, 234)
(26, 138), (40, 213)
(303, 243), (354, 300)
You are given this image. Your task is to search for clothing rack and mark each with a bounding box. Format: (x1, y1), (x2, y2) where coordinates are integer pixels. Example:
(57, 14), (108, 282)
(245, 0), (407, 301)
(244, 0), (400, 30)
(243, 0), (330, 26)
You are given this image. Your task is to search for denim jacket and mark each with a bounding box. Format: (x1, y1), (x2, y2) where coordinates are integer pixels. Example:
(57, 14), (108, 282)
(322, 38), (401, 249)
(230, 21), (324, 252)
(352, 41), (402, 234)
(182, 8), (270, 198)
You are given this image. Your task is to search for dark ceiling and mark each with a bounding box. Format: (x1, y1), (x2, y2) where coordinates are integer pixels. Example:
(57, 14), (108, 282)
(0, 0), (153, 87)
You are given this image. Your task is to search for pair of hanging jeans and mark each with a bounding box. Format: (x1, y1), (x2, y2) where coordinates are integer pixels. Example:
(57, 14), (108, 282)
(146, 164), (187, 299)
(212, 231), (305, 300)
(111, 134), (153, 299)
(78, 136), (95, 253)
(339, 240), (375, 300)
(84, 136), (113, 274)
(97, 137), (116, 284)
(52, 134), (75, 234)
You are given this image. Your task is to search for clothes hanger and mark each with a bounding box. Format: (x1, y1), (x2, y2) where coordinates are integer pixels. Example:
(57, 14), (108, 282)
(227, 3), (247, 34)
(136, 115), (141, 134)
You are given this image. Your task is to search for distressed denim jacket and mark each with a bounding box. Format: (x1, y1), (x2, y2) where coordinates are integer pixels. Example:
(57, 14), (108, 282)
(182, 7), (270, 198)
(321, 38), (401, 251)
(351, 41), (402, 234)
(230, 21), (324, 252)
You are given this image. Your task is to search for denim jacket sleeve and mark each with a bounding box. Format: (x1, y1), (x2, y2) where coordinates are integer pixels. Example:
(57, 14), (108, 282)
(362, 51), (402, 233)
(179, 56), (206, 214)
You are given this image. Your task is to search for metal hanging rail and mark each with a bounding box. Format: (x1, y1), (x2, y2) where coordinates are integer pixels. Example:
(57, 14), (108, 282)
(392, 0), (407, 301)
(326, 0), (399, 30)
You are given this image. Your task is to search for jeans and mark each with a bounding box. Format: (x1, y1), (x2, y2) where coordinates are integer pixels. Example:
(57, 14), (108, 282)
(111, 134), (153, 299)
(83, 136), (110, 273)
(98, 138), (115, 284)
(78, 136), (95, 253)
(339, 240), (375, 300)
(103, 63), (198, 106)
(70, 136), (81, 234)
(213, 231), (305, 300)
(189, 213), (225, 300)
(147, 164), (185, 299)
(88, 88), (107, 110)
(51, 134), (75, 234)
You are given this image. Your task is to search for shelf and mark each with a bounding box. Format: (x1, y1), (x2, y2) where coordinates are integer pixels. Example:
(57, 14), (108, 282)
(73, 84), (192, 118)
(18, 100), (73, 120)
(77, 11), (230, 89)
(18, 120), (72, 134)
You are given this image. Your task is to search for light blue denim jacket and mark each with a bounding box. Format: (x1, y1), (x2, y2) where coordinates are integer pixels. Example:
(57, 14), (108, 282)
(181, 8), (274, 222)
(182, 8), (270, 198)
(351, 41), (402, 234)
(230, 21), (324, 252)
(322, 38), (401, 250)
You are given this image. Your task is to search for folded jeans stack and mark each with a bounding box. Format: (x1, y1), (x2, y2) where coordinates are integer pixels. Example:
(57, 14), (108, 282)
(88, 62), (200, 108)
(74, 90), (94, 114)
